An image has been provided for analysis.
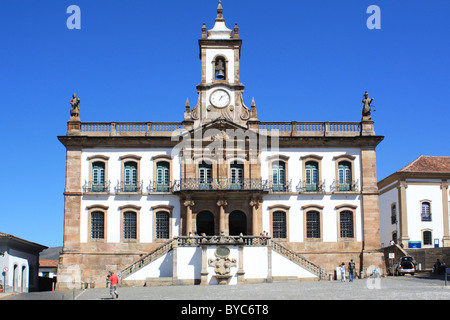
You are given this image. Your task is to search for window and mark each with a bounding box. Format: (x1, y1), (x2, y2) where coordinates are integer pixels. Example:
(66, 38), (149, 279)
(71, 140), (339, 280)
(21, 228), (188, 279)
(199, 162), (212, 189)
(156, 212), (169, 239)
(421, 201), (431, 221)
(391, 204), (397, 224)
(338, 161), (352, 191)
(123, 211), (137, 239)
(306, 211), (320, 239)
(156, 161), (170, 192)
(91, 211), (105, 239)
(340, 211), (354, 238)
(92, 162), (105, 192)
(272, 211), (287, 239)
(423, 230), (432, 246)
(230, 163), (244, 189)
(272, 161), (286, 192)
(123, 162), (137, 192)
(305, 161), (319, 191)
(152, 205), (173, 241)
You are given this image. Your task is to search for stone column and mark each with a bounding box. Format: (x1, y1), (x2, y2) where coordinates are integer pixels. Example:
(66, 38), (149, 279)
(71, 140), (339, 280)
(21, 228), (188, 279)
(441, 181), (450, 247)
(200, 246), (209, 285)
(184, 198), (195, 236)
(217, 198), (228, 235)
(397, 180), (410, 248)
(237, 246), (245, 284)
(250, 197), (260, 235)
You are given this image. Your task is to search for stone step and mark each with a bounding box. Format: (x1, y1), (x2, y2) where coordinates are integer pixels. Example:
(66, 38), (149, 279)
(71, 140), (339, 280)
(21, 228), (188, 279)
(145, 277), (173, 286)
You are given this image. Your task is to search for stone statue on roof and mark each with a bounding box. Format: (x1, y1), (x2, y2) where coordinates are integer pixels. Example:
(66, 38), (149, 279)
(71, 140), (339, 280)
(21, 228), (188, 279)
(362, 91), (373, 120)
(70, 94), (80, 119)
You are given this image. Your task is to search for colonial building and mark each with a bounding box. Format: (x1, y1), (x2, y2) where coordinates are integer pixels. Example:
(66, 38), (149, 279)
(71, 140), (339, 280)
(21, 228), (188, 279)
(57, 2), (384, 289)
(378, 156), (450, 249)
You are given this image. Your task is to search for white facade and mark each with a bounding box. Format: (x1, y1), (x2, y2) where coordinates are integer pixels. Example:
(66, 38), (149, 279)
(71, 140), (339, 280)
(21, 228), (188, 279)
(378, 156), (450, 249)
(80, 147), (364, 245)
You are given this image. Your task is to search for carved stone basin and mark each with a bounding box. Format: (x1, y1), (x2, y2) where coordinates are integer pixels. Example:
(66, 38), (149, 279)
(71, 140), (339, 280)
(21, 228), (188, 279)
(213, 274), (232, 285)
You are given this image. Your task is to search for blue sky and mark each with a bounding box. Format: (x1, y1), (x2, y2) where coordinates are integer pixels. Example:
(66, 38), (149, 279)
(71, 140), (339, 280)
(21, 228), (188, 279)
(1, 0), (449, 248)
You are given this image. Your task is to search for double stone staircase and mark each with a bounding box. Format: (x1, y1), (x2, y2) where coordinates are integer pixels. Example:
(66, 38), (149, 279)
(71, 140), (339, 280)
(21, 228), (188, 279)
(120, 235), (326, 285)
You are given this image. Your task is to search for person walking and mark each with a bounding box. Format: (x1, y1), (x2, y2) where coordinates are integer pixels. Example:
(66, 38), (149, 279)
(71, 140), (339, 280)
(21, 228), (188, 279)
(348, 259), (355, 282)
(109, 271), (119, 299)
(340, 263), (346, 282)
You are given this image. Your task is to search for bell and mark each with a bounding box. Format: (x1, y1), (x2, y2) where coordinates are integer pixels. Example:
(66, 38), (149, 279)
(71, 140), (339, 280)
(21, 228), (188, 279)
(216, 69), (225, 79)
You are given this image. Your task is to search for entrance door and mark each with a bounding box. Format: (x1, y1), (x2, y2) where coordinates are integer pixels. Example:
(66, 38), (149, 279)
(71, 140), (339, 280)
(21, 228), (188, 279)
(196, 211), (215, 236)
(229, 211), (247, 236)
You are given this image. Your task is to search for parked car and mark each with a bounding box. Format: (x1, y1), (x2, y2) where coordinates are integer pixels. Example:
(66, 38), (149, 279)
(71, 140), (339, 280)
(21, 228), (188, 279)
(394, 256), (416, 276)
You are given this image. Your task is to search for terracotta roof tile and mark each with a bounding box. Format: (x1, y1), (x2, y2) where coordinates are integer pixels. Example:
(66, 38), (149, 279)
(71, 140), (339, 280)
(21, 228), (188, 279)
(39, 259), (59, 267)
(399, 156), (450, 173)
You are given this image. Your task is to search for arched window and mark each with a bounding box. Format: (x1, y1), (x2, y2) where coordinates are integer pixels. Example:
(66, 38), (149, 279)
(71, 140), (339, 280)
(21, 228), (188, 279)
(156, 211), (170, 239)
(156, 161), (170, 192)
(423, 230), (432, 246)
(124, 161), (138, 192)
(199, 162), (212, 189)
(272, 161), (286, 192)
(391, 203), (397, 224)
(91, 211), (105, 239)
(305, 161), (319, 191)
(340, 210), (354, 238)
(92, 161), (105, 192)
(272, 211), (287, 239)
(306, 211), (320, 239)
(421, 201), (431, 221)
(123, 211), (137, 239)
(230, 162), (244, 189)
(338, 161), (352, 191)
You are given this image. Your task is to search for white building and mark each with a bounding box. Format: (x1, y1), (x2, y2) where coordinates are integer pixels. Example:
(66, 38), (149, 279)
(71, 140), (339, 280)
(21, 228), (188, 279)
(0, 232), (47, 293)
(56, 2), (385, 289)
(378, 156), (450, 248)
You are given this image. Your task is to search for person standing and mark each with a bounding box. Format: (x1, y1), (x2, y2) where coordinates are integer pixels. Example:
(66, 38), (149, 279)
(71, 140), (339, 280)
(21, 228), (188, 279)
(109, 271), (119, 299)
(340, 263), (346, 282)
(348, 259), (356, 282)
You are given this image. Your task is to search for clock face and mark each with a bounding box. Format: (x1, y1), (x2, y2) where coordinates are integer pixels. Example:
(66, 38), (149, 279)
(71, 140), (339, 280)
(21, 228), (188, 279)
(210, 89), (230, 108)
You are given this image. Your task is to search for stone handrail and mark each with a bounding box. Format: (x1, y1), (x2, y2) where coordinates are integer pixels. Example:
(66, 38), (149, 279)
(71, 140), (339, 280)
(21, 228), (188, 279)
(270, 239), (326, 279)
(80, 122), (183, 136)
(73, 121), (362, 137)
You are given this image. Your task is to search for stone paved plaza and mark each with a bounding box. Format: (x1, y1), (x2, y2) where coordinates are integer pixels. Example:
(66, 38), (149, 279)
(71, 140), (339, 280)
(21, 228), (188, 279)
(4, 274), (450, 301)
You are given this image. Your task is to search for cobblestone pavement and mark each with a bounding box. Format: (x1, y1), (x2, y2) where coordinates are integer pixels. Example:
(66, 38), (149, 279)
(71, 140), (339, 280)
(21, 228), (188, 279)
(5, 274), (450, 301)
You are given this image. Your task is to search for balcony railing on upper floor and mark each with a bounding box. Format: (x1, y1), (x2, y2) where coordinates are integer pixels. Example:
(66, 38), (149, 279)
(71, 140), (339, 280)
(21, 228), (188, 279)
(80, 122), (183, 137)
(82, 181), (111, 193)
(258, 121), (362, 137)
(114, 181), (144, 194)
(75, 121), (362, 137)
(330, 180), (359, 192)
(172, 178), (270, 192)
(81, 179), (360, 194)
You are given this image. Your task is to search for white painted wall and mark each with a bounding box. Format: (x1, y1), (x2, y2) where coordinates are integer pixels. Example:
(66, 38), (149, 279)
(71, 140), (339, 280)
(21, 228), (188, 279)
(378, 183), (399, 247)
(406, 183), (444, 247)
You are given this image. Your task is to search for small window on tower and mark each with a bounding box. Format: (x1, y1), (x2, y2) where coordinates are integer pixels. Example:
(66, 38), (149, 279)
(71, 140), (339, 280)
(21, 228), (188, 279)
(214, 56), (226, 80)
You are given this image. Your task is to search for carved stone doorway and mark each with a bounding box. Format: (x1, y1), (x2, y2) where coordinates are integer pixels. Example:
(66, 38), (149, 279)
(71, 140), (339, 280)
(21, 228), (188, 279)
(229, 210), (247, 236)
(196, 211), (215, 236)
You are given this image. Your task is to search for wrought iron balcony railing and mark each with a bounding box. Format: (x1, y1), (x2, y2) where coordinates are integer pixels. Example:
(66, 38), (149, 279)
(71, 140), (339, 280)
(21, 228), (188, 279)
(82, 180), (111, 193)
(147, 181), (173, 193)
(114, 181), (144, 194)
(296, 180), (326, 193)
(172, 178), (270, 192)
(330, 180), (359, 192)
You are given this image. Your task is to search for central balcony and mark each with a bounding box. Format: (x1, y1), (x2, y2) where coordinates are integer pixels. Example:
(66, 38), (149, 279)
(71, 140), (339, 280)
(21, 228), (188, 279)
(172, 178), (270, 192)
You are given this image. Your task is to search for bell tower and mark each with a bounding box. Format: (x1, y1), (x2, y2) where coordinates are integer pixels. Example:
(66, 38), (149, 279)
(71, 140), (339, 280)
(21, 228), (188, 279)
(191, 1), (250, 127)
